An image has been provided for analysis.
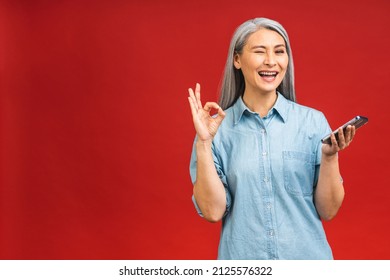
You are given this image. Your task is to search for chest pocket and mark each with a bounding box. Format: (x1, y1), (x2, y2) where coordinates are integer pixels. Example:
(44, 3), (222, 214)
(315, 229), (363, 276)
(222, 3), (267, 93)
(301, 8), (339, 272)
(283, 151), (315, 196)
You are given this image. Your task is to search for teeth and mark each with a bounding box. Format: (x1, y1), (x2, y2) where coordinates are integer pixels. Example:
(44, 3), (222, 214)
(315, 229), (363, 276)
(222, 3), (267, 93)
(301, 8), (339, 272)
(259, 71), (277, 76)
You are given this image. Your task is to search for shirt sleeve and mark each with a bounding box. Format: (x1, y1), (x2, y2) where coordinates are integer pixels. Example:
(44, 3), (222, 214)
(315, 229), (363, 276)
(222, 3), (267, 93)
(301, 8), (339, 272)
(189, 137), (232, 218)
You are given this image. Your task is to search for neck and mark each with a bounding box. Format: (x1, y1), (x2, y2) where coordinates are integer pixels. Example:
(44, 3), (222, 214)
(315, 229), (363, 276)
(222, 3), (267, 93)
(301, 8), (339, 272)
(242, 90), (278, 118)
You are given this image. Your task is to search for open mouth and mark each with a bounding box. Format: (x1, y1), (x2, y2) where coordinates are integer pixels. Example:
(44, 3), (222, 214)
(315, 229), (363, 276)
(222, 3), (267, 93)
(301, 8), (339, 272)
(258, 71), (278, 78)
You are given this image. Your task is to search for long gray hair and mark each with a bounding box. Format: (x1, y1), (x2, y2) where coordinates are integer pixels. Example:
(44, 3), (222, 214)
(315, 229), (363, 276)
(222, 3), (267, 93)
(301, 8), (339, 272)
(219, 18), (296, 109)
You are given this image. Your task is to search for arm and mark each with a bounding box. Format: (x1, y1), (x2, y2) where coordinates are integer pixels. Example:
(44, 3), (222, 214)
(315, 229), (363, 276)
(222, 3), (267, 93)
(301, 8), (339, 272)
(315, 125), (356, 221)
(193, 140), (226, 222)
(188, 83), (226, 223)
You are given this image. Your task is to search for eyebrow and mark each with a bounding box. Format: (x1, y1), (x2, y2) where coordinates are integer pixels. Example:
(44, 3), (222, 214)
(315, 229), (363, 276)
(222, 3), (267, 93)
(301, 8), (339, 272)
(251, 44), (286, 49)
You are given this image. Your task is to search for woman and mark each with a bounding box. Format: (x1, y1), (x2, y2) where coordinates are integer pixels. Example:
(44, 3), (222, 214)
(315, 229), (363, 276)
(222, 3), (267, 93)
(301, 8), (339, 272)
(187, 18), (356, 259)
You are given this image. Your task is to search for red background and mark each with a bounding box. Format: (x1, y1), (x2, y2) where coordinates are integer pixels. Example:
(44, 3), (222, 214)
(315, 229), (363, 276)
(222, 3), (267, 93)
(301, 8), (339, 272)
(1, 0), (389, 259)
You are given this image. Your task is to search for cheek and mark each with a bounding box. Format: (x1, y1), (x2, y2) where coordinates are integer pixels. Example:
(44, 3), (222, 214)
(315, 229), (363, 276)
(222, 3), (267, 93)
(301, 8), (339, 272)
(277, 60), (288, 80)
(278, 59), (289, 79)
(280, 57), (289, 70)
(244, 54), (262, 67)
(241, 59), (259, 74)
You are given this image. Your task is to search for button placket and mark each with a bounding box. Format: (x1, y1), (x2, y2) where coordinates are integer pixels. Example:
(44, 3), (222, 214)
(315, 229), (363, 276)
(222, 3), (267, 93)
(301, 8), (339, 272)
(260, 126), (277, 259)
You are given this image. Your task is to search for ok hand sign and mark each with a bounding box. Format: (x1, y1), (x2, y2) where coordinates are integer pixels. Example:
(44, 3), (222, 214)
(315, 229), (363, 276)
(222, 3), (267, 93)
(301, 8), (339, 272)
(188, 83), (226, 143)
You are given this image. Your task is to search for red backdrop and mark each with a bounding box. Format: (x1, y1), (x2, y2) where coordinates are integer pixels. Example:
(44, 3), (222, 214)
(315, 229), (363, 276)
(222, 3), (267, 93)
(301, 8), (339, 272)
(1, 0), (389, 259)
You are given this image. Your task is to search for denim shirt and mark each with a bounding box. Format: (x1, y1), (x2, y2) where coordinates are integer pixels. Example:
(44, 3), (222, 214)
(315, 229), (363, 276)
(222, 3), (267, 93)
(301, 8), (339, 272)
(190, 93), (334, 260)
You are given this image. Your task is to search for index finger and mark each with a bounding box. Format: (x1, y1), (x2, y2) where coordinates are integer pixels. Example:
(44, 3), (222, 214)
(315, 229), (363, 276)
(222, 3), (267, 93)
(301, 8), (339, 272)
(204, 102), (220, 112)
(195, 83), (203, 109)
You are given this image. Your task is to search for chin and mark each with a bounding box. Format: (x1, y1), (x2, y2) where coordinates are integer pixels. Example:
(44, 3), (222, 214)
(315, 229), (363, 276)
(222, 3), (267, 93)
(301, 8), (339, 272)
(257, 86), (278, 94)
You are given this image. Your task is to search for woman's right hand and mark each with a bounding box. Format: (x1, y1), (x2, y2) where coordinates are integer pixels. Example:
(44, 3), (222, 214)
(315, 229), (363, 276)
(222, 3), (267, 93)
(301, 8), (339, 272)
(188, 83), (225, 143)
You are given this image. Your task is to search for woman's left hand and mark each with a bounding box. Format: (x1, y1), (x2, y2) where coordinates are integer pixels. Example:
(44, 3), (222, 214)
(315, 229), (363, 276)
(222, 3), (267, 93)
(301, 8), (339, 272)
(322, 125), (356, 156)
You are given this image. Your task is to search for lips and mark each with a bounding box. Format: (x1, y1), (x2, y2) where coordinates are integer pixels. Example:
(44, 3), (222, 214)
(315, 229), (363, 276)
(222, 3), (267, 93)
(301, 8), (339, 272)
(258, 71), (278, 82)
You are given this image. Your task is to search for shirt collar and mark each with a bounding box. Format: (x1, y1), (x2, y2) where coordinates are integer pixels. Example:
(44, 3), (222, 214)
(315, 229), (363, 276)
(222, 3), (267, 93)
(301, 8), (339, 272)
(233, 92), (289, 125)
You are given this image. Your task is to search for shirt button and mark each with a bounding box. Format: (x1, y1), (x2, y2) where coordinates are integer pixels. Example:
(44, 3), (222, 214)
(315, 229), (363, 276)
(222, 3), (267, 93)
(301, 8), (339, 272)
(266, 203), (271, 209)
(263, 177), (269, 182)
(269, 230), (274, 236)
(262, 152), (267, 156)
(260, 129), (266, 134)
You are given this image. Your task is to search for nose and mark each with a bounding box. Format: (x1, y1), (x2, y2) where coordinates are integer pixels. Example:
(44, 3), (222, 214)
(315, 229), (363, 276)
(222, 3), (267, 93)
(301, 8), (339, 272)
(264, 52), (276, 67)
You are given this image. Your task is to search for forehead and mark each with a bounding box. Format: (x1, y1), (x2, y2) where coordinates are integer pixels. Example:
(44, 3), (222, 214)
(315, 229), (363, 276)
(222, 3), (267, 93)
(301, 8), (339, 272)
(245, 28), (286, 48)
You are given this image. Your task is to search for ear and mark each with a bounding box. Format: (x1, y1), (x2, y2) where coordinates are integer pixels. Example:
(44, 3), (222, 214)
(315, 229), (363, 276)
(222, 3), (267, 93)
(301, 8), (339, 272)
(233, 52), (241, 69)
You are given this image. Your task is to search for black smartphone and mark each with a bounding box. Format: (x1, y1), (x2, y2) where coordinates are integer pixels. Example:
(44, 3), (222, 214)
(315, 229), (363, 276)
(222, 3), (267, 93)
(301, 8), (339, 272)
(321, 116), (368, 145)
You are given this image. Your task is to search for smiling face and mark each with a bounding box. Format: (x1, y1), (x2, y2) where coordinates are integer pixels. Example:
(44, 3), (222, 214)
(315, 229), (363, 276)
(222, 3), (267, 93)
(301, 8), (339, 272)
(234, 28), (288, 97)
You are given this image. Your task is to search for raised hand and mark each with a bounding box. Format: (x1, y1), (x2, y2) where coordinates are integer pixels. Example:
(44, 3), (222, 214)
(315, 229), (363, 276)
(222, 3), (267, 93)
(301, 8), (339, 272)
(322, 125), (356, 156)
(188, 83), (226, 143)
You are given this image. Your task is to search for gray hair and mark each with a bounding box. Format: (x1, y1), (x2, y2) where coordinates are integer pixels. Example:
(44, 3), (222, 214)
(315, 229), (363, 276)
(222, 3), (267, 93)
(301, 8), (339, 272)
(219, 18), (296, 109)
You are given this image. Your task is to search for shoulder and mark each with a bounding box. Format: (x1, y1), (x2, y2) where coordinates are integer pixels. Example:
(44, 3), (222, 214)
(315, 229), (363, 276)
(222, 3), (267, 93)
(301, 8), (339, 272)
(287, 100), (327, 122)
(222, 106), (235, 124)
(210, 105), (238, 148)
(276, 93), (327, 125)
(281, 99), (330, 136)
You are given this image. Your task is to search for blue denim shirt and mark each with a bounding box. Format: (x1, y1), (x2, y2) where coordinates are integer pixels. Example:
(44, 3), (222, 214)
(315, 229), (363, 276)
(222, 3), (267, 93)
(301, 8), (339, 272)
(190, 93), (334, 260)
